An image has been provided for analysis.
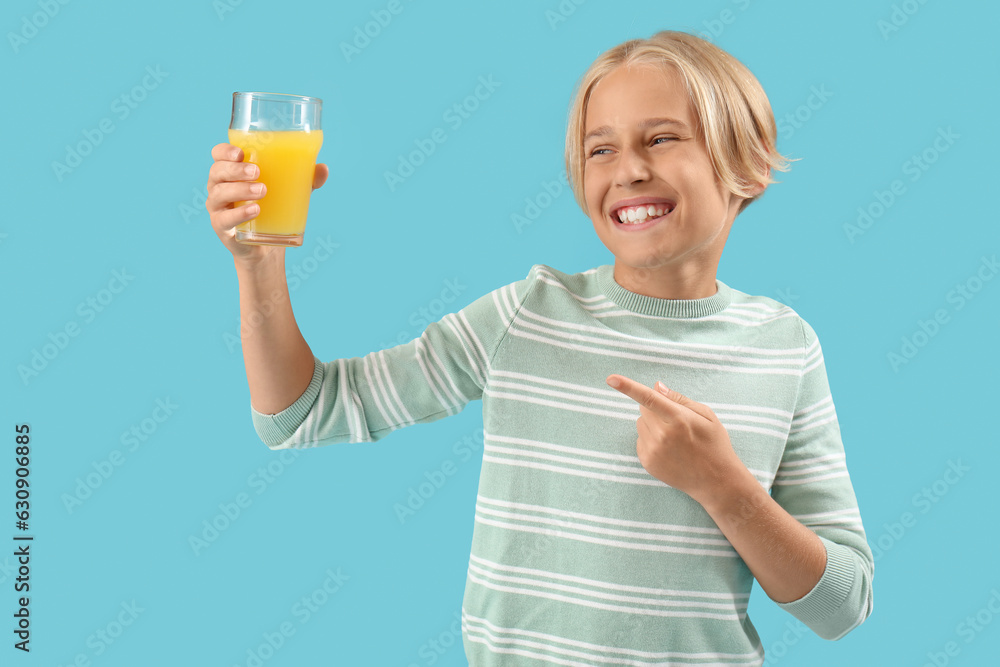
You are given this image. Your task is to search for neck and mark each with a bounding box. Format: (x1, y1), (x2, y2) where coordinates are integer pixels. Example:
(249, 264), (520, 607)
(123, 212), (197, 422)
(612, 262), (719, 300)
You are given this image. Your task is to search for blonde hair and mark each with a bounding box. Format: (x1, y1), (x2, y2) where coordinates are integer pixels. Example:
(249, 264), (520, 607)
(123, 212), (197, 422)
(565, 31), (791, 216)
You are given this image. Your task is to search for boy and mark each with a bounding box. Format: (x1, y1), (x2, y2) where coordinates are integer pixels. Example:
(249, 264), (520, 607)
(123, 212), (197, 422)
(206, 30), (873, 666)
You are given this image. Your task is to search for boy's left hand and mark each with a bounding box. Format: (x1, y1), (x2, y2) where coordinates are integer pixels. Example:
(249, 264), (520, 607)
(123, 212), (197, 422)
(606, 374), (746, 504)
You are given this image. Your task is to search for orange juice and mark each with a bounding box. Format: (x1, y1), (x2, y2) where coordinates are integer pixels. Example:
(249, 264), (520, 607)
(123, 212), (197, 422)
(228, 129), (323, 239)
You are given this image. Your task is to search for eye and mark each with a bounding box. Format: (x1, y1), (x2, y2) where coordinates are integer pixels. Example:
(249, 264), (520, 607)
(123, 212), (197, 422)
(653, 136), (678, 145)
(587, 147), (611, 158)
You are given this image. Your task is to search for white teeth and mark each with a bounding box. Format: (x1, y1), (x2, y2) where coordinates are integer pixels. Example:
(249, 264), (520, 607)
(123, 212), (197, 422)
(615, 204), (671, 224)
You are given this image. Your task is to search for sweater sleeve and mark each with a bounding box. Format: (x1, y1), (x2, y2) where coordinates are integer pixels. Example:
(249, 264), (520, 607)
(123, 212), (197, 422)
(769, 318), (874, 640)
(249, 266), (539, 449)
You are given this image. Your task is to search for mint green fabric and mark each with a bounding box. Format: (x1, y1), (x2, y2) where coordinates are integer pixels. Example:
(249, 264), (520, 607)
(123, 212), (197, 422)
(252, 264), (874, 665)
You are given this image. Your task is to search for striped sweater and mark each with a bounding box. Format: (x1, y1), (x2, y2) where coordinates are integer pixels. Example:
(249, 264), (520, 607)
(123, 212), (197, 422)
(251, 263), (874, 666)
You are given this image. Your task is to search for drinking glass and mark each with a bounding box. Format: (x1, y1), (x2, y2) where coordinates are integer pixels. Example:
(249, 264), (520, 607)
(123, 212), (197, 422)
(228, 92), (323, 247)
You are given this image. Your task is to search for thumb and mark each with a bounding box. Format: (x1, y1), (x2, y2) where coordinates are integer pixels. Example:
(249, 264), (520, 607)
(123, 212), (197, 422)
(312, 163), (329, 190)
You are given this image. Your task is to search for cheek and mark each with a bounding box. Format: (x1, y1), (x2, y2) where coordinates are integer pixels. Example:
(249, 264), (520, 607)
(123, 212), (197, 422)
(583, 171), (601, 211)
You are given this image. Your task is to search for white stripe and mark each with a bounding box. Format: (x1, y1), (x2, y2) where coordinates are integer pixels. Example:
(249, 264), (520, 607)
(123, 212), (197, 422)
(414, 337), (455, 413)
(803, 353), (824, 375)
(361, 355), (396, 435)
(463, 633), (596, 667)
(487, 444), (648, 476)
(494, 369), (790, 421)
(352, 392), (369, 442)
(336, 359), (358, 441)
(423, 336), (472, 407)
(467, 561), (740, 611)
(795, 395), (832, 417)
(309, 367), (328, 446)
(493, 369), (634, 399)
(494, 285), (513, 322)
(792, 508), (860, 522)
(486, 388), (790, 441)
(474, 514), (738, 558)
(777, 460), (846, 478)
(518, 306), (803, 360)
(792, 394), (834, 424)
(503, 283), (519, 321)
(467, 569), (740, 618)
(507, 327), (801, 377)
(746, 467), (774, 485)
(443, 313), (485, 387)
(713, 410), (791, 430)
(489, 379), (636, 411)
(517, 307), (803, 367)
(475, 505), (732, 549)
(710, 401), (793, 420)
(791, 406), (836, 431)
(788, 413), (838, 435)
(477, 495), (727, 537)
(483, 453), (658, 486)
(771, 471), (850, 486)
(486, 432), (638, 463)
(780, 453), (845, 468)
(795, 516), (864, 530)
(702, 310), (801, 326)
(491, 379), (792, 432)
(485, 439), (771, 487)
(374, 350), (413, 426)
(484, 389), (639, 421)
(458, 310), (491, 375)
(469, 554), (745, 597)
(463, 611), (764, 665)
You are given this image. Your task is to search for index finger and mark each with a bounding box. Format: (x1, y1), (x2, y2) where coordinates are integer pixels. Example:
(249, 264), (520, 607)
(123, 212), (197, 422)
(606, 374), (675, 418)
(211, 142), (243, 162)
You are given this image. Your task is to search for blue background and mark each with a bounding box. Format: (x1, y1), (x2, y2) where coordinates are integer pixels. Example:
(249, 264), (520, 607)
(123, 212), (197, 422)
(3, 0), (998, 664)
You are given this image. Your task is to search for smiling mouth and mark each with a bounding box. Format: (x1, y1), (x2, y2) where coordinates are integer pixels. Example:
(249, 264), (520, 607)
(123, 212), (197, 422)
(611, 202), (676, 225)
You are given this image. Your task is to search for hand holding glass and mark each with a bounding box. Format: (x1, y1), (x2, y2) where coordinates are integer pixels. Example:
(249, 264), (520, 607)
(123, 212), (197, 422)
(228, 92), (323, 247)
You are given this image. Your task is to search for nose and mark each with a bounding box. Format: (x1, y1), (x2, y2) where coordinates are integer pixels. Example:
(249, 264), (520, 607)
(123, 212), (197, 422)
(613, 145), (652, 187)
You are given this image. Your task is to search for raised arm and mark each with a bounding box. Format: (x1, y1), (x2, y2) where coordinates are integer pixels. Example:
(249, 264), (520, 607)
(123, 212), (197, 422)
(205, 142), (329, 414)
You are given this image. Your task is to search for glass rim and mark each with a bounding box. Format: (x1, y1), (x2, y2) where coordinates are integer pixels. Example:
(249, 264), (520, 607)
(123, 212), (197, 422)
(232, 91), (322, 105)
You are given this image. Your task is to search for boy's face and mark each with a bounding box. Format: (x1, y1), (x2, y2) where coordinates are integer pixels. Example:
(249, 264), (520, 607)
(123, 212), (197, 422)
(583, 64), (749, 299)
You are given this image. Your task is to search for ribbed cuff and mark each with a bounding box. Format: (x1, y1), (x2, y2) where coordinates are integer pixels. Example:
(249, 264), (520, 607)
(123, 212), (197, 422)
(250, 356), (324, 448)
(776, 537), (857, 638)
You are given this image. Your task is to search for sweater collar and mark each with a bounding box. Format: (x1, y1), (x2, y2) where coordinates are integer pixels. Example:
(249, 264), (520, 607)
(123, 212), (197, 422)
(597, 264), (733, 318)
